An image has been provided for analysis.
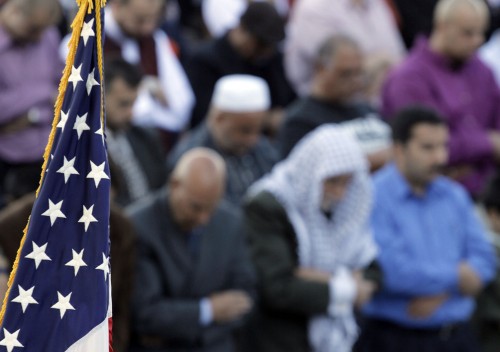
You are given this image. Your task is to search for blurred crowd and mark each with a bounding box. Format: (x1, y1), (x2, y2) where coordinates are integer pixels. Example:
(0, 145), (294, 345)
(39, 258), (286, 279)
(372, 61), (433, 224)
(1, 0), (500, 351)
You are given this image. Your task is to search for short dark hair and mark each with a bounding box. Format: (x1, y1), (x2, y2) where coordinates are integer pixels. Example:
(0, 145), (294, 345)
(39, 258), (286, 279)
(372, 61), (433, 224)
(391, 106), (446, 144)
(104, 57), (143, 90)
(239, 2), (285, 46)
(482, 173), (500, 212)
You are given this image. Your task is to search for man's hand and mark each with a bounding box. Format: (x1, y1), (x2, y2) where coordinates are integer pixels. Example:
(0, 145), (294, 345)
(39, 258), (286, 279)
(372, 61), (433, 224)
(458, 262), (482, 296)
(0, 113), (31, 135)
(408, 294), (448, 318)
(367, 148), (393, 172)
(209, 290), (253, 323)
(142, 76), (169, 107)
(353, 271), (377, 308)
(294, 267), (331, 283)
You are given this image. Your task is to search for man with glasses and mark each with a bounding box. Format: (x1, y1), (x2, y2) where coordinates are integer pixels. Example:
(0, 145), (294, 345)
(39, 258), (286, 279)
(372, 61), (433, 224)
(278, 35), (392, 171)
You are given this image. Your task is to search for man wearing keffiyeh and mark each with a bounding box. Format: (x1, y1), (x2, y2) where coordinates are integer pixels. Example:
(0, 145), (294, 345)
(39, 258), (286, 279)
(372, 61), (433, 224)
(241, 124), (380, 352)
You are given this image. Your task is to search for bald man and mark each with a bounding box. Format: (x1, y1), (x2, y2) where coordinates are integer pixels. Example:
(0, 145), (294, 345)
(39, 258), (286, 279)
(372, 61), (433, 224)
(128, 148), (256, 352)
(381, 0), (500, 197)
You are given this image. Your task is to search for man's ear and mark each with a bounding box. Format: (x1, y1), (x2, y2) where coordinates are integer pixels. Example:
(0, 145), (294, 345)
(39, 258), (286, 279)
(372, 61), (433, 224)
(313, 59), (326, 76)
(392, 142), (405, 158)
(168, 176), (180, 191)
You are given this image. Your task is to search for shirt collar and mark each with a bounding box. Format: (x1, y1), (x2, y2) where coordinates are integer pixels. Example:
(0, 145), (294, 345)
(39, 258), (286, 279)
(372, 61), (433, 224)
(386, 163), (447, 200)
(414, 36), (476, 72)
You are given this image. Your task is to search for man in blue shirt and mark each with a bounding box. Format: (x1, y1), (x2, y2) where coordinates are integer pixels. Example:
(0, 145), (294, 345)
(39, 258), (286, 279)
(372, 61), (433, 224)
(356, 106), (497, 352)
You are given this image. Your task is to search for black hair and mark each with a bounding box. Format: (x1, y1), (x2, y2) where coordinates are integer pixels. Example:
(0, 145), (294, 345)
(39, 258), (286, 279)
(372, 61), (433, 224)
(391, 105), (446, 144)
(104, 57), (143, 89)
(239, 2), (285, 46)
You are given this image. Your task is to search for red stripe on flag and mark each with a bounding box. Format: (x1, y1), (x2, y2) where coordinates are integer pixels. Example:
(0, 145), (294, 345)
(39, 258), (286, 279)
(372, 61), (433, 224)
(109, 317), (113, 352)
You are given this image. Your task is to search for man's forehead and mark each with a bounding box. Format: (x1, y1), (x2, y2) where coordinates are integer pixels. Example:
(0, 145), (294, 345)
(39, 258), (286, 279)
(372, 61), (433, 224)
(411, 123), (448, 140)
(125, 0), (163, 11)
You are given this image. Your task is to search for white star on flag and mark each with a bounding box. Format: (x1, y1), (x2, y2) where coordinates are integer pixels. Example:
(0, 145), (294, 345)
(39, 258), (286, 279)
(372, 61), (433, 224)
(78, 205), (98, 232)
(41, 199), (66, 226)
(57, 156), (79, 183)
(25, 242), (52, 269)
(57, 111), (69, 131)
(95, 125), (104, 136)
(86, 68), (100, 95)
(0, 328), (23, 352)
(80, 18), (95, 45)
(51, 292), (76, 319)
(65, 249), (87, 276)
(73, 113), (90, 139)
(68, 64), (83, 91)
(0, 3), (113, 350)
(86, 161), (109, 187)
(95, 124), (105, 145)
(11, 285), (38, 313)
(95, 253), (110, 280)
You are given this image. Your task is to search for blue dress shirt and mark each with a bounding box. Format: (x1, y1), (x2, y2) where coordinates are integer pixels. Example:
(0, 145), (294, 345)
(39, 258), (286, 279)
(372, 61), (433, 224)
(363, 163), (497, 328)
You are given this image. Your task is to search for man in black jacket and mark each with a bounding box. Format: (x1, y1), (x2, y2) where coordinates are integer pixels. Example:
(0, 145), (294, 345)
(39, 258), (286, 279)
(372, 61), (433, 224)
(185, 2), (295, 133)
(104, 58), (167, 206)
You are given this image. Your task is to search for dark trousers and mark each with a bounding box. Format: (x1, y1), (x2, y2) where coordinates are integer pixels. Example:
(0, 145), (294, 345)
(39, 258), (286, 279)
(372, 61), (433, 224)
(354, 318), (480, 352)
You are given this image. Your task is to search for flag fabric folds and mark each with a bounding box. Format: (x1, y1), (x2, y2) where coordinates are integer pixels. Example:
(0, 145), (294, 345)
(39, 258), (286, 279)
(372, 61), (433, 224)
(0, 1), (112, 351)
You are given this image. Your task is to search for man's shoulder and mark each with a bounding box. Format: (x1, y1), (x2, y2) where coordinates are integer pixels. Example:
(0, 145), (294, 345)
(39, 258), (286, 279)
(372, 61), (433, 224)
(252, 137), (279, 160)
(126, 125), (161, 144)
(468, 54), (499, 82)
(177, 125), (211, 149)
(126, 190), (164, 224)
(244, 190), (287, 218)
(373, 167), (472, 205)
(286, 97), (326, 117)
(284, 97), (335, 131)
(387, 54), (429, 82)
(168, 126), (212, 165)
(189, 36), (228, 64)
(432, 176), (471, 203)
(209, 200), (245, 239)
(373, 163), (396, 182)
(215, 199), (241, 220)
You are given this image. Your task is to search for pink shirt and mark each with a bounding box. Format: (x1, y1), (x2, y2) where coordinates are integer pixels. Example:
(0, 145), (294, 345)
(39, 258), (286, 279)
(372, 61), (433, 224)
(285, 0), (405, 95)
(0, 27), (63, 162)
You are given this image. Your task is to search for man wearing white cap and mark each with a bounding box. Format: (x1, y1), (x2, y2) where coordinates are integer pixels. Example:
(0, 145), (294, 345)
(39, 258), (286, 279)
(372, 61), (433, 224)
(168, 74), (278, 205)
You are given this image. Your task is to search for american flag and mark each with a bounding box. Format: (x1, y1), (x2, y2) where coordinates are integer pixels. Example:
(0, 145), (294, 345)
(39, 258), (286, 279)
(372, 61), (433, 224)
(0, 2), (112, 351)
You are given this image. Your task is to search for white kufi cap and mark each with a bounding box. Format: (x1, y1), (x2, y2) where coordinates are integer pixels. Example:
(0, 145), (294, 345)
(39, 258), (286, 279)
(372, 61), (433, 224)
(211, 74), (271, 112)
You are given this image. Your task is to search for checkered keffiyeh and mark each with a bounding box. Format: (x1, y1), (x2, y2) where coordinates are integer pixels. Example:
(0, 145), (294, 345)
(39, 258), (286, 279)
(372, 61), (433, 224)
(250, 124), (377, 352)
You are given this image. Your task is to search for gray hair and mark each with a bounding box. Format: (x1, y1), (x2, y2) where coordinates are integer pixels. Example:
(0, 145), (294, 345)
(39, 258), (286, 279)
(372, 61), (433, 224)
(315, 34), (360, 67)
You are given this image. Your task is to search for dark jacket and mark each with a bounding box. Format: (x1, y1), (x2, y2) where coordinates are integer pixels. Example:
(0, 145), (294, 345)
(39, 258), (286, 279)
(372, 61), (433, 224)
(128, 189), (256, 352)
(185, 34), (295, 128)
(278, 96), (378, 159)
(241, 191), (330, 352)
(110, 126), (167, 207)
